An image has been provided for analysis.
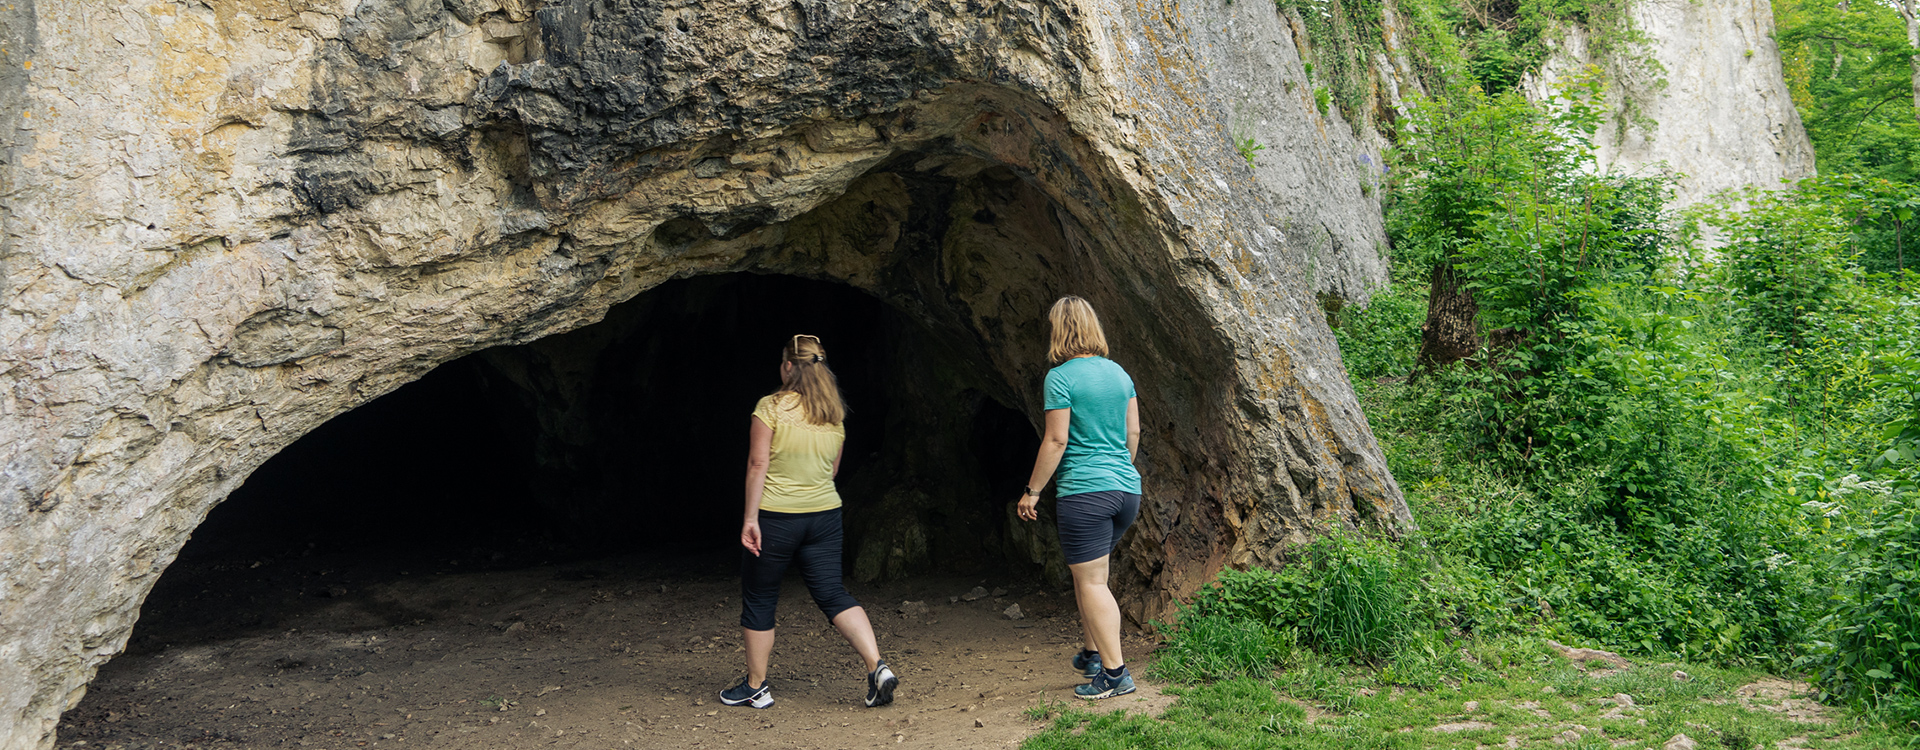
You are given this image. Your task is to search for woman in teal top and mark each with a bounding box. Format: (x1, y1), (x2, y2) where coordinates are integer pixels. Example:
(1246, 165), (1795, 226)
(1015, 296), (1142, 700)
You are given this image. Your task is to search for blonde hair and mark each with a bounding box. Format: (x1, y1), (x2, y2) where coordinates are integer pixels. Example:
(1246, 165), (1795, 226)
(777, 334), (847, 426)
(1047, 296), (1110, 364)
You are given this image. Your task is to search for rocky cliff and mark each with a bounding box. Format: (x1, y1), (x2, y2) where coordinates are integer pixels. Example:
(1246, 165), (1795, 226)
(1524, 0), (1817, 205)
(0, 0), (1407, 746)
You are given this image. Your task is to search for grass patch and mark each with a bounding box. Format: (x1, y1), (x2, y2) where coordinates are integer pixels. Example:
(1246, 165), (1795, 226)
(1026, 641), (1916, 748)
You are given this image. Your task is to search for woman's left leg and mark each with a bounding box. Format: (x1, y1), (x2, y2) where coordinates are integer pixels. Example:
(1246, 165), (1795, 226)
(829, 606), (881, 672)
(791, 510), (897, 705)
(1068, 555), (1125, 668)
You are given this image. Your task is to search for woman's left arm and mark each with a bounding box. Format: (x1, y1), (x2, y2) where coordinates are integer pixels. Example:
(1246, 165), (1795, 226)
(1127, 397), (1140, 461)
(833, 443), (844, 479)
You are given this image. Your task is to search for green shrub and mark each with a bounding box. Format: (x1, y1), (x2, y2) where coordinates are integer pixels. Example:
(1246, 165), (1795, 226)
(1159, 534), (1434, 677)
(1307, 534), (1420, 662)
(1332, 280), (1427, 381)
(1807, 489), (1920, 726)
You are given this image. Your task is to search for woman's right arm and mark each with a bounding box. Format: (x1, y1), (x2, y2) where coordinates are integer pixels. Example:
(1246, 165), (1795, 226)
(742, 415), (773, 556)
(1126, 397), (1140, 461)
(1016, 408), (1072, 521)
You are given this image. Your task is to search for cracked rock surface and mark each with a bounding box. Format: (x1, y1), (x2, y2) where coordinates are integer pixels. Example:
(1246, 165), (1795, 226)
(0, 0), (1407, 746)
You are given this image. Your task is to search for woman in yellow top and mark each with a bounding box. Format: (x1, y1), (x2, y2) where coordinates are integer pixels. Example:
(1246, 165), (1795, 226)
(721, 335), (899, 710)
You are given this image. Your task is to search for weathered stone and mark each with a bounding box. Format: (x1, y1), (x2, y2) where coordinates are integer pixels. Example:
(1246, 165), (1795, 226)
(1524, 0), (1815, 206)
(0, 0), (1414, 746)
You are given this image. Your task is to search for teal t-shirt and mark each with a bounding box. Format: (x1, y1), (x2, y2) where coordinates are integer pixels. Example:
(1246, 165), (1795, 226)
(1043, 356), (1142, 496)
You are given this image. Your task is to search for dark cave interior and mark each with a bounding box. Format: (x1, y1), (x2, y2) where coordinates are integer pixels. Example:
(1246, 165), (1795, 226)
(146, 273), (1046, 644)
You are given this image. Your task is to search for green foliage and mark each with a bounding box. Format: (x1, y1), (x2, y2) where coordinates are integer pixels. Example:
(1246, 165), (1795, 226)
(1692, 182), (1860, 346)
(1332, 280), (1427, 381)
(1807, 486), (1920, 726)
(1236, 136), (1268, 168)
(1775, 0), (1920, 185)
(1024, 648), (1919, 749)
(1156, 534), (1437, 683)
(1363, 83), (1920, 699)
(1307, 534), (1421, 662)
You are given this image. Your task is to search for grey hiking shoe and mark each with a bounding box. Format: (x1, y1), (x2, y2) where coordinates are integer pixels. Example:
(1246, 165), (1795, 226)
(719, 677), (773, 709)
(1072, 649), (1102, 679)
(1075, 666), (1136, 700)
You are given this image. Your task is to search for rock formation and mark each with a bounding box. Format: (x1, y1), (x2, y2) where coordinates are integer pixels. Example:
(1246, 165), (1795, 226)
(1524, 0), (1817, 205)
(0, 0), (1408, 746)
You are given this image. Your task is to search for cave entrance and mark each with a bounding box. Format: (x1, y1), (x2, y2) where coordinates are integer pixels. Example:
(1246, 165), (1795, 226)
(137, 272), (1047, 649)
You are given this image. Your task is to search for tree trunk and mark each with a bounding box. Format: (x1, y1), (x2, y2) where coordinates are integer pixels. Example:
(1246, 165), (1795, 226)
(1415, 261), (1483, 373)
(1900, 0), (1920, 125)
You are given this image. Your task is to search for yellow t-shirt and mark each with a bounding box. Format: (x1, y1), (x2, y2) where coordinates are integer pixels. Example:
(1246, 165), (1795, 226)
(751, 393), (846, 513)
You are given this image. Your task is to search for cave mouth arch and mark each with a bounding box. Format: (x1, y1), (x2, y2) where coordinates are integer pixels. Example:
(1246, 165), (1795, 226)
(130, 143), (1239, 658)
(143, 271), (1051, 646)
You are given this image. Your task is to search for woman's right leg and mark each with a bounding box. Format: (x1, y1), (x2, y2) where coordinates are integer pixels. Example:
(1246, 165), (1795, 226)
(739, 513), (800, 689)
(743, 627), (777, 687)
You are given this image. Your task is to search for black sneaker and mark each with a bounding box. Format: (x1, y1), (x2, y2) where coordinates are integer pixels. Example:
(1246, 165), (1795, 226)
(1072, 649), (1102, 679)
(865, 662), (900, 707)
(719, 677), (773, 709)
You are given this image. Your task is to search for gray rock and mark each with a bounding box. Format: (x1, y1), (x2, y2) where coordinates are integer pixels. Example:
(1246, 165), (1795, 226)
(897, 601), (929, 617)
(0, 0), (1554, 743)
(1002, 604), (1024, 620)
(1523, 0), (1814, 208)
(1664, 734), (1698, 750)
(961, 587), (990, 602)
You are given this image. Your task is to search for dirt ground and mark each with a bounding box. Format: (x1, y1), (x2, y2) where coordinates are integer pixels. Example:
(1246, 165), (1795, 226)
(58, 551), (1173, 749)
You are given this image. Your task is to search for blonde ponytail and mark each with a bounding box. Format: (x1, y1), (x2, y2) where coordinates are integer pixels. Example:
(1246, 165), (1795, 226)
(777, 334), (847, 425)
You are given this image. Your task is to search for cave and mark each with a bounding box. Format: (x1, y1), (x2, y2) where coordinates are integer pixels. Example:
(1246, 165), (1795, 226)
(166, 272), (1051, 609)
(0, 2), (1418, 742)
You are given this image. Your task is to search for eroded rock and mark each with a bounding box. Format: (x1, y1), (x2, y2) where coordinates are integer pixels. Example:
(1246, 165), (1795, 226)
(0, 0), (1409, 746)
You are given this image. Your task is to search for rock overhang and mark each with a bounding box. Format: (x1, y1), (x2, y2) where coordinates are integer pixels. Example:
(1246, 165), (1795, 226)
(0, 0), (1406, 746)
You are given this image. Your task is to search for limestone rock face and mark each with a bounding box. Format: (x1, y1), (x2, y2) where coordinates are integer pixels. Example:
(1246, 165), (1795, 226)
(1525, 0), (1817, 205)
(0, 0), (1408, 746)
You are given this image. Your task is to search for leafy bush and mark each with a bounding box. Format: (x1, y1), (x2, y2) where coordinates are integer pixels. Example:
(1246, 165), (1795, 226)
(1306, 534), (1420, 662)
(1332, 280), (1427, 381)
(1807, 487), (1920, 726)
(1157, 534), (1434, 682)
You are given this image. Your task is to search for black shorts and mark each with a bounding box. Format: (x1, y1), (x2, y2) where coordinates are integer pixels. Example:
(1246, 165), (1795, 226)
(1055, 490), (1141, 565)
(739, 508), (861, 631)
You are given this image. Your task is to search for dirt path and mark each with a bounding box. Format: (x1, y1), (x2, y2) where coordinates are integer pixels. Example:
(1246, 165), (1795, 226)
(59, 554), (1171, 749)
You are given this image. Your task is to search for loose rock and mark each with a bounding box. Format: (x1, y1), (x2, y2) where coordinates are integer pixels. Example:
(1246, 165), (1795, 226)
(1002, 604), (1024, 620)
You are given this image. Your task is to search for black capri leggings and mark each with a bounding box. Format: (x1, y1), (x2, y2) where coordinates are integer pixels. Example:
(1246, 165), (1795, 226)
(739, 508), (861, 631)
(1056, 490), (1142, 565)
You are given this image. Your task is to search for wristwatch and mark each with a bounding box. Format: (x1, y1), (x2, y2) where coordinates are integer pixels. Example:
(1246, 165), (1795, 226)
(1023, 486), (1040, 498)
